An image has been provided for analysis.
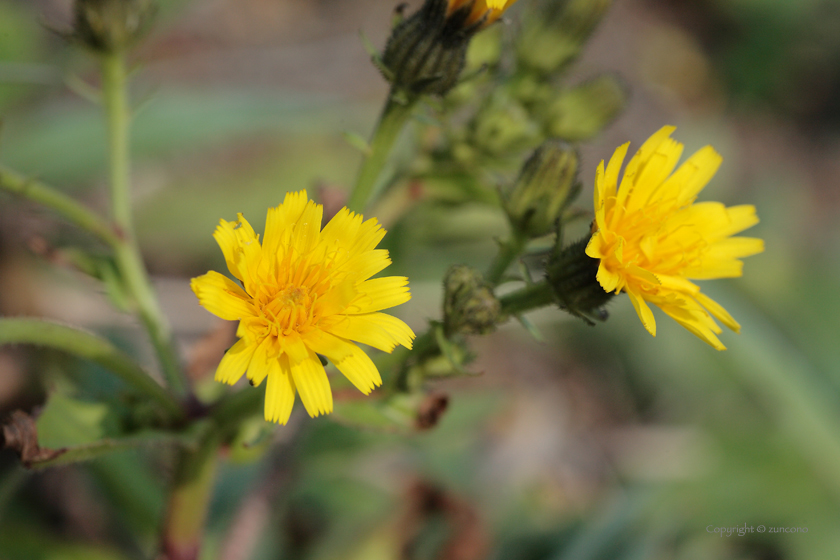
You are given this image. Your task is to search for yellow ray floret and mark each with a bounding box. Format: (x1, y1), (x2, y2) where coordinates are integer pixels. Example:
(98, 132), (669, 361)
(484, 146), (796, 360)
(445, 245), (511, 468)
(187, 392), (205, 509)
(191, 191), (415, 424)
(449, 0), (520, 27)
(586, 126), (764, 350)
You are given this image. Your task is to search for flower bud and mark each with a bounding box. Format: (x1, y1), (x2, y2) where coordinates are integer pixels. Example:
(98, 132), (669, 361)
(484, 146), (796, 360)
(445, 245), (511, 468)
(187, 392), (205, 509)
(73, 0), (155, 53)
(503, 141), (580, 238)
(381, 0), (515, 96)
(545, 236), (613, 324)
(543, 75), (627, 141)
(443, 265), (501, 336)
(517, 0), (612, 76)
(469, 93), (541, 156)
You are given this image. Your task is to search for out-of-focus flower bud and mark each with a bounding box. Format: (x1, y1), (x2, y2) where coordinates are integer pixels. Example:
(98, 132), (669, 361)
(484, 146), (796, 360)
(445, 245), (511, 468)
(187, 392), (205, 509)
(543, 75), (627, 141)
(73, 0), (155, 53)
(443, 265), (501, 336)
(381, 0), (517, 97)
(517, 0), (612, 76)
(545, 236), (613, 324)
(503, 141), (580, 238)
(469, 93), (541, 156)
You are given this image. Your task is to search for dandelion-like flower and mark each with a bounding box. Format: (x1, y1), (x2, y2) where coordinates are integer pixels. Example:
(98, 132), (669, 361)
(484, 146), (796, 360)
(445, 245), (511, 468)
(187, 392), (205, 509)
(191, 191), (415, 423)
(586, 126), (764, 350)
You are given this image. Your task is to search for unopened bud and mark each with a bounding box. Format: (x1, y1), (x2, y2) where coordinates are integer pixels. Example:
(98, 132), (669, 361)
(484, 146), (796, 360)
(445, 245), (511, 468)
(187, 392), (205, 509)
(381, 0), (498, 96)
(443, 265), (501, 336)
(544, 75), (627, 141)
(517, 0), (612, 76)
(73, 0), (155, 53)
(545, 236), (613, 324)
(504, 142), (580, 238)
(470, 93), (541, 156)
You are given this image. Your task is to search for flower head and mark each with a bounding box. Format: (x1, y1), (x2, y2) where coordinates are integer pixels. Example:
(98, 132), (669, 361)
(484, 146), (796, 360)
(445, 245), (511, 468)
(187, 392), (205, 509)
(191, 191), (415, 424)
(586, 126), (764, 350)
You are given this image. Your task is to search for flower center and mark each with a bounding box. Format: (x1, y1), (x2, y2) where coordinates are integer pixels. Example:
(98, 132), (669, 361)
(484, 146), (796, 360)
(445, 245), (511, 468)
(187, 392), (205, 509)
(262, 284), (316, 335)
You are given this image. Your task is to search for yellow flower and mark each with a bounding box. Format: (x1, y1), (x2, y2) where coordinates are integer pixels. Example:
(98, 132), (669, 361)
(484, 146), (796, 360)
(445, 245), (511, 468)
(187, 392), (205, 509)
(191, 191), (415, 424)
(586, 126), (764, 350)
(448, 0), (520, 28)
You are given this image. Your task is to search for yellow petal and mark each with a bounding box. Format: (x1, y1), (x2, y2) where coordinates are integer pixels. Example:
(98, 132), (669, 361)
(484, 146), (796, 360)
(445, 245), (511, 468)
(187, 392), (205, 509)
(300, 329), (354, 363)
(661, 304), (726, 350)
(320, 208), (362, 254)
(322, 313), (415, 352)
(694, 292), (741, 332)
(343, 249), (392, 281)
(264, 190), (309, 257)
(596, 262), (621, 294)
(350, 276), (411, 313)
(264, 355), (296, 424)
(593, 160), (605, 213)
(720, 205), (760, 237)
(707, 237), (765, 260)
(586, 232), (607, 259)
(283, 333), (309, 365)
(665, 145), (722, 205)
(191, 271), (254, 321)
(332, 341), (382, 395)
(245, 336), (275, 387)
(290, 351), (333, 417)
(684, 258), (743, 279)
(291, 199), (324, 256)
(626, 138), (683, 214)
(247, 349), (275, 387)
(627, 289), (657, 336)
(215, 338), (257, 385)
(350, 217), (387, 255)
(300, 331), (382, 394)
(604, 142), (629, 203)
(617, 126), (676, 207)
(654, 274), (699, 294)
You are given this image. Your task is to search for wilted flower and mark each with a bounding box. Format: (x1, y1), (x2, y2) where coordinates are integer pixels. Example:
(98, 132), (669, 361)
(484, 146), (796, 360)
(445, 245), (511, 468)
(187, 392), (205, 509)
(586, 126), (764, 349)
(192, 191), (415, 424)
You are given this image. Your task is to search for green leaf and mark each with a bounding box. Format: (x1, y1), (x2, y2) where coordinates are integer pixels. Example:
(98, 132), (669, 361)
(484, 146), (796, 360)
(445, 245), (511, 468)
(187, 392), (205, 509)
(0, 318), (183, 419)
(36, 392), (114, 448)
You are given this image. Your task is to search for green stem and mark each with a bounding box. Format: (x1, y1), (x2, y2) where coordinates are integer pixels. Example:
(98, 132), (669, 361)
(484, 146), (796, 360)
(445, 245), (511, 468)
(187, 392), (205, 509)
(161, 433), (220, 560)
(486, 232), (527, 286)
(26, 428), (204, 470)
(100, 50), (188, 395)
(0, 318), (183, 420)
(0, 165), (121, 248)
(102, 51), (132, 232)
(499, 281), (556, 316)
(346, 93), (416, 213)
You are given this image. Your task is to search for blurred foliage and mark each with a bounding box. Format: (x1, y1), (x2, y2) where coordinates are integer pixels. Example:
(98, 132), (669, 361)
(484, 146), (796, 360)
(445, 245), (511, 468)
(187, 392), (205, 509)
(665, 0), (840, 128)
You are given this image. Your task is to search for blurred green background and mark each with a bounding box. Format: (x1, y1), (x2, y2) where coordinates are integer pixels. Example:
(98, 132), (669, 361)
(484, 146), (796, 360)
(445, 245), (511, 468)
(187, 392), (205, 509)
(2, 0), (840, 559)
